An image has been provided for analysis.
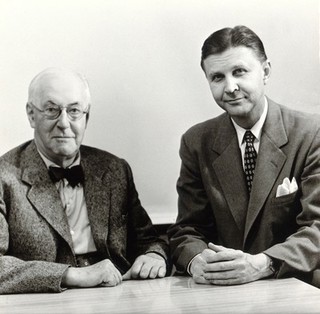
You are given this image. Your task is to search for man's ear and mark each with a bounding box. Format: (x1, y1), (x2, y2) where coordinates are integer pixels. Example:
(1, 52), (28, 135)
(263, 60), (271, 85)
(26, 103), (36, 128)
(85, 104), (90, 127)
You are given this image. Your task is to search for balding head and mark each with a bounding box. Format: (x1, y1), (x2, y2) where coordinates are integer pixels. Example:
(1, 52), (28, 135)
(28, 67), (91, 107)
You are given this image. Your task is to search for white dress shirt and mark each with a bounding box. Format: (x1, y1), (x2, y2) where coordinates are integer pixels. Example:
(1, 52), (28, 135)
(38, 151), (97, 255)
(231, 97), (268, 170)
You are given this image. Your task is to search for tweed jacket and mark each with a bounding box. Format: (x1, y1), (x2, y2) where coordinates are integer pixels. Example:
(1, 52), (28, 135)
(168, 99), (320, 283)
(0, 141), (168, 294)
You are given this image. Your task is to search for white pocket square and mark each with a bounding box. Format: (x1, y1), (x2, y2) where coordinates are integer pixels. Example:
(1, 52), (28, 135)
(276, 177), (298, 197)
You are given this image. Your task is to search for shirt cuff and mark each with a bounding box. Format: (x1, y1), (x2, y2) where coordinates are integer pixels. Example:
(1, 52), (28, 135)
(187, 253), (201, 276)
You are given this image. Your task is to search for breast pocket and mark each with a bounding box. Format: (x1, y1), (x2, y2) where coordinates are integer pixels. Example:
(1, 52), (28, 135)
(269, 191), (300, 242)
(272, 191), (298, 206)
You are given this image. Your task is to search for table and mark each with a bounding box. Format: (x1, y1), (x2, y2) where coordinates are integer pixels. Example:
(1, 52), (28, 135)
(1, 276), (320, 314)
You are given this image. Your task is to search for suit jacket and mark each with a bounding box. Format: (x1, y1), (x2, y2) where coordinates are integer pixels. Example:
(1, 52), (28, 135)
(168, 99), (320, 284)
(0, 141), (168, 294)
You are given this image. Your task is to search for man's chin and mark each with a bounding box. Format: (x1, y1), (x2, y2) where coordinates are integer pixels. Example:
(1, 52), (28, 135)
(226, 108), (250, 118)
(53, 147), (78, 159)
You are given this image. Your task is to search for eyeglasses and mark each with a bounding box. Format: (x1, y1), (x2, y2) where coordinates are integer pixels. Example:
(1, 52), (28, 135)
(30, 103), (89, 121)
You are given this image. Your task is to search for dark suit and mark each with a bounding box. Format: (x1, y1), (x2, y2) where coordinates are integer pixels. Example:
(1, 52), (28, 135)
(0, 141), (168, 294)
(168, 99), (320, 284)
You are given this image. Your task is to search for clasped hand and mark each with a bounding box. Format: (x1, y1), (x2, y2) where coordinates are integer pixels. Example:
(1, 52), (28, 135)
(191, 243), (272, 285)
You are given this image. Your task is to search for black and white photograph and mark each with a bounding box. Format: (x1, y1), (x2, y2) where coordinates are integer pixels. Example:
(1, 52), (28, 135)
(0, 0), (319, 313)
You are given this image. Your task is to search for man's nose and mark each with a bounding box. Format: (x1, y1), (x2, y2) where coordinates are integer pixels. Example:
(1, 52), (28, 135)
(56, 108), (70, 128)
(224, 77), (239, 94)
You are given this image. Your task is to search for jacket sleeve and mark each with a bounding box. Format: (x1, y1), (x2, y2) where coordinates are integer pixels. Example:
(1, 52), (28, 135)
(0, 161), (70, 294)
(0, 207), (69, 294)
(264, 127), (320, 277)
(167, 134), (215, 274)
(124, 161), (169, 264)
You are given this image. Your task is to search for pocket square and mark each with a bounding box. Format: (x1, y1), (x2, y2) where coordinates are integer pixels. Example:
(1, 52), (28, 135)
(276, 177), (298, 197)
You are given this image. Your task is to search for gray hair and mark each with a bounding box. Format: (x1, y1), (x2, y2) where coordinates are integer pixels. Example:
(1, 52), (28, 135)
(28, 67), (91, 106)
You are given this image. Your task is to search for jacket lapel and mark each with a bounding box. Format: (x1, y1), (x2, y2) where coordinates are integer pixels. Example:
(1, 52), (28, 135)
(212, 115), (249, 233)
(81, 148), (111, 255)
(244, 100), (288, 242)
(22, 142), (74, 252)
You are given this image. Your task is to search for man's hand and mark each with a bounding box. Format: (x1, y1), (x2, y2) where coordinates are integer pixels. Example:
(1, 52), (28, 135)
(191, 243), (273, 285)
(62, 259), (122, 288)
(122, 253), (166, 280)
(190, 248), (216, 285)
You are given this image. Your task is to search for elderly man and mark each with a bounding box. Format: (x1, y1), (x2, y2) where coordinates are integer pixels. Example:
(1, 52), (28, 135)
(168, 25), (320, 286)
(0, 67), (168, 294)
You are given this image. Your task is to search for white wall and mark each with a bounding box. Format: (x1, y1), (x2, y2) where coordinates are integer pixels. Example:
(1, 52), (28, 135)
(0, 0), (319, 223)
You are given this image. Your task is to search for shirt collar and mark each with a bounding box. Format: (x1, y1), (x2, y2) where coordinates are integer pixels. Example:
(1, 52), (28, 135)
(231, 97), (268, 146)
(36, 148), (81, 170)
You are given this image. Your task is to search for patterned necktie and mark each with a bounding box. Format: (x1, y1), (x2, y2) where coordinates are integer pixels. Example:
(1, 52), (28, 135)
(49, 165), (84, 188)
(243, 131), (257, 193)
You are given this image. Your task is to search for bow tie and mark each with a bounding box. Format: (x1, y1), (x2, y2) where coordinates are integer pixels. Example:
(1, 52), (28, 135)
(49, 165), (84, 187)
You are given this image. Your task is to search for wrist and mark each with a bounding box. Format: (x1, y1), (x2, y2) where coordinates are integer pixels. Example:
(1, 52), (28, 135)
(62, 267), (89, 287)
(62, 267), (78, 287)
(252, 253), (274, 279)
(260, 254), (278, 278)
(189, 254), (203, 276)
(266, 255), (279, 278)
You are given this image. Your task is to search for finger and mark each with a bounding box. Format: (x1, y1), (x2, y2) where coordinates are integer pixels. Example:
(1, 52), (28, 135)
(204, 260), (235, 273)
(100, 275), (119, 287)
(130, 261), (144, 279)
(201, 249), (217, 262)
(148, 266), (158, 279)
(101, 280), (117, 287)
(138, 263), (151, 279)
(205, 272), (238, 281)
(217, 250), (243, 260)
(208, 277), (245, 286)
(122, 268), (131, 280)
(208, 242), (227, 252)
(157, 266), (166, 278)
(115, 270), (123, 284)
(193, 275), (211, 285)
(203, 251), (228, 263)
(206, 251), (242, 263)
(204, 269), (238, 280)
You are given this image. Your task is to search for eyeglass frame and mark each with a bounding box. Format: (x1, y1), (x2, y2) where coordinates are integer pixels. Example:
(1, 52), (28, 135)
(28, 102), (90, 121)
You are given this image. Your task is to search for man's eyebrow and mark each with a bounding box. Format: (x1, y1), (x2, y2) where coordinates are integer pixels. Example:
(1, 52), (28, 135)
(45, 100), (80, 106)
(207, 64), (248, 77)
(208, 71), (223, 78)
(232, 63), (247, 69)
(45, 100), (57, 106)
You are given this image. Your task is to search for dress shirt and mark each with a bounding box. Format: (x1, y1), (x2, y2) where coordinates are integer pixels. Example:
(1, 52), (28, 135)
(37, 150), (97, 255)
(231, 97), (268, 170)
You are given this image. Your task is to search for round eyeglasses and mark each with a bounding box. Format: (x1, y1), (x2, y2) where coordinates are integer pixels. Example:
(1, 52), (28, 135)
(30, 103), (89, 121)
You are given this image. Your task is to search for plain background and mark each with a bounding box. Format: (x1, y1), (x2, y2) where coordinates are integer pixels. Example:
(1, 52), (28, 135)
(0, 0), (319, 223)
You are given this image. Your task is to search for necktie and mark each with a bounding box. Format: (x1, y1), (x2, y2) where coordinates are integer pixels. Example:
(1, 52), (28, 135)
(243, 131), (257, 193)
(49, 165), (84, 188)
